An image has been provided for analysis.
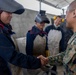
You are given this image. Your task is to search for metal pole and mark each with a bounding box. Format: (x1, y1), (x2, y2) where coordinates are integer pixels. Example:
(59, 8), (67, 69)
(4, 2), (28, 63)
(62, 9), (64, 15)
(39, 0), (41, 10)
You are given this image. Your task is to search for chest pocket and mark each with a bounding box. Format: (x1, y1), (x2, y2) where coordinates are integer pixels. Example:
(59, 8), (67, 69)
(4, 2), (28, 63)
(33, 35), (46, 56)
(63, 45), (76, 64)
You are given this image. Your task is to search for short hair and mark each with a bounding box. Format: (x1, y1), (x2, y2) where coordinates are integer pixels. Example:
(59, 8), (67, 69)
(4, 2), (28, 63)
(67, 0), (76, 12)
(57, 15), (62, 18)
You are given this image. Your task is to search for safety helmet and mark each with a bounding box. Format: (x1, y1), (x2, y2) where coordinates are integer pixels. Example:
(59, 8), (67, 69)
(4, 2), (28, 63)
(35, 10), (50, 24)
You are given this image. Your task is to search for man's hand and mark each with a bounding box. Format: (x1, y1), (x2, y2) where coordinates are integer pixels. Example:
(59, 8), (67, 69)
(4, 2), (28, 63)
(37, 55), (48, 66)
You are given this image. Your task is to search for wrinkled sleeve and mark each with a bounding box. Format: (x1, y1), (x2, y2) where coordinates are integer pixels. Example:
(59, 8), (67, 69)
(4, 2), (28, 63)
(0, 32), (41, 69)
(48, 52), (65, 66)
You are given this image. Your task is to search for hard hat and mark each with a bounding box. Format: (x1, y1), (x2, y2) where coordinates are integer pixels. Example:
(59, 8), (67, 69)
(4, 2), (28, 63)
(35, 10), (50, 24)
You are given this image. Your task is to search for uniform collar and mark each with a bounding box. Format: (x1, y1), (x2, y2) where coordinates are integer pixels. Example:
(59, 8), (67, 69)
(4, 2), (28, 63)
(54, 23), (60, 29)
(0, 20), (15, 35)
(29, 26), (47, 36)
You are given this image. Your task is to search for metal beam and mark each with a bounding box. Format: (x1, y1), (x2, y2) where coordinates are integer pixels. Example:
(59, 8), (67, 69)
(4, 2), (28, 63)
(39, 0), (42, 10)
(37, 0), (61, 9)
(39, 0), (44, 10)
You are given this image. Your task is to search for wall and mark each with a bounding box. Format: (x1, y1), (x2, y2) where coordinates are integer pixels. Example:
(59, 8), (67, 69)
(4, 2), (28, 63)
(11, 9), (54, 38)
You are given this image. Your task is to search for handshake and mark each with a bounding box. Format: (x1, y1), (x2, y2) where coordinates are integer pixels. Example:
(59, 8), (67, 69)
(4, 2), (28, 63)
(37, 55), (49, 66)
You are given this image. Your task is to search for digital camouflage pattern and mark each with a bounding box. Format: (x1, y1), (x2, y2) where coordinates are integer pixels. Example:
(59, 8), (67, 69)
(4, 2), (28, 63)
(48, 32), (76, 75)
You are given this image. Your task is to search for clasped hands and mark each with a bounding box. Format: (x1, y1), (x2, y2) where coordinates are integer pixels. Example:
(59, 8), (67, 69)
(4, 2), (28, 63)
(37, 55), (49, 66)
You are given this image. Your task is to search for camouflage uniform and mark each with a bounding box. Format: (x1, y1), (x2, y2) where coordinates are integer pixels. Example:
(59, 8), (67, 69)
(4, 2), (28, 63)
(48, 32), (76, 75)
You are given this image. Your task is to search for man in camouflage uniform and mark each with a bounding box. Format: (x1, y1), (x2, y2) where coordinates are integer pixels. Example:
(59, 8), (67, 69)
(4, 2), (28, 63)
(48, 1), (76, 75)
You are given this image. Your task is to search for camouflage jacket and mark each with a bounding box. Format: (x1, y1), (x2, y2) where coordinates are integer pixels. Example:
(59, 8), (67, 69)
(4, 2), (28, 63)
(48, 32), (76, 75)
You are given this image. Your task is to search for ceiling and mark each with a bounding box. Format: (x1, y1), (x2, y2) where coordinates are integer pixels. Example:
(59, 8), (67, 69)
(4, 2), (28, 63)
(37, 0), (74, 9)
